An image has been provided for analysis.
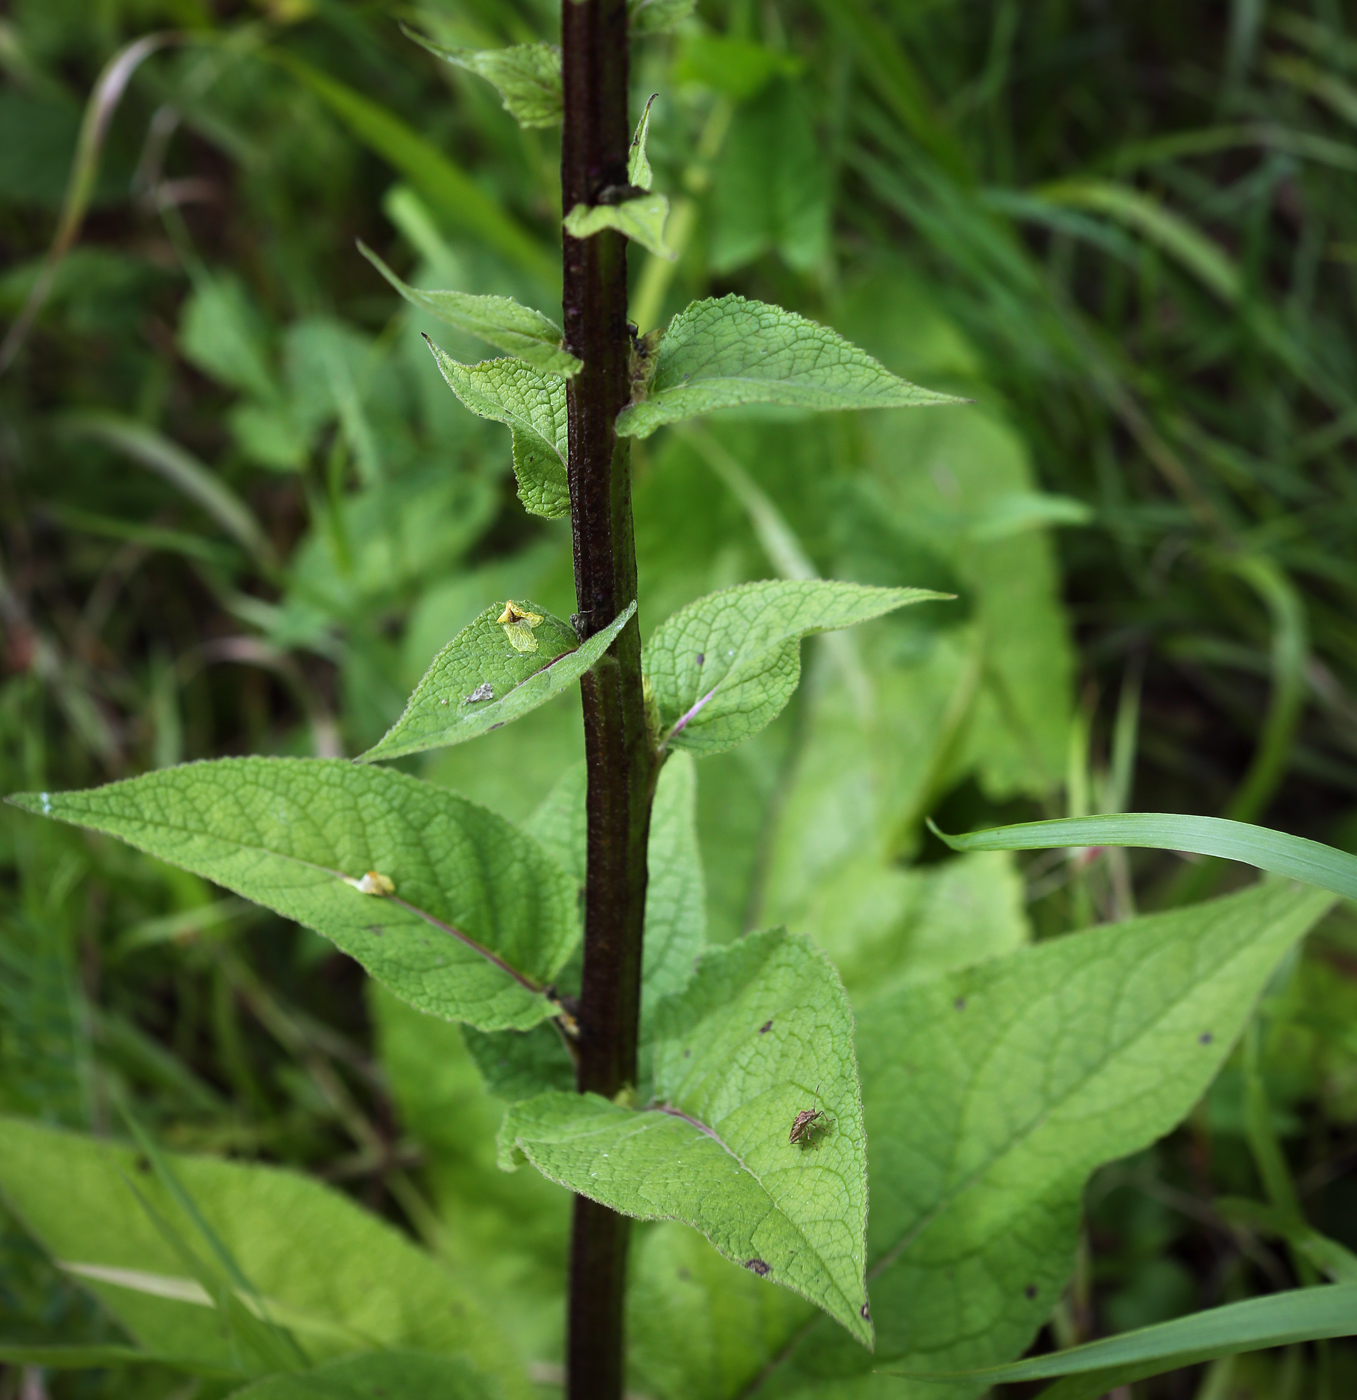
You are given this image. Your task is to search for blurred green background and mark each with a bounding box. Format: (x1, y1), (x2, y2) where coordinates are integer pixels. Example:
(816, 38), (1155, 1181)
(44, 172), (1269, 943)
(2, 1), (1357, 1396)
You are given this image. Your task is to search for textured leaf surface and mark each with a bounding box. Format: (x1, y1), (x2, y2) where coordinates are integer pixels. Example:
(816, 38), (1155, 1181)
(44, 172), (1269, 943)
(12, 759), (577, 1031)
(228, 1352), (498, 1400)
(363, 602), (633, 762)
(752, 880), (1334, 1397)
(426, 340), (570, 518)
(407, 34), (562, 129)
(499, 929), (871, 1345)
(615, 296), (962, 439)
(0, 1118), (530, 1395)
(358, 242), (578, 375)
(564, 194), (673, 260)
(645, 579), (947, 756)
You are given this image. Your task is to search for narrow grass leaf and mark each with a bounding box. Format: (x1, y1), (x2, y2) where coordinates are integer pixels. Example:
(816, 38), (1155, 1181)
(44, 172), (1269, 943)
(498, 929), (872, 1345)
(425, 340), (570, 518)
(362, 602), (635, 762)
(929, 812), (1357, 902)
(616, 295), (964, 439)
(10, 759), (579, 1031)
(645, 579), (949, 756)
(358, 242), (578, 375)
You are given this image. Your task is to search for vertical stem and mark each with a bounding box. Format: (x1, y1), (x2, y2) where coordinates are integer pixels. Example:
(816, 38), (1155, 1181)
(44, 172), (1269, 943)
(560, 3), (655, 1398)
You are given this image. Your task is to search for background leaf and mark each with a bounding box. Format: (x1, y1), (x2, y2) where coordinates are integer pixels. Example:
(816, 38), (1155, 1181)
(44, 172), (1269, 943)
(405, 36), (563, 131)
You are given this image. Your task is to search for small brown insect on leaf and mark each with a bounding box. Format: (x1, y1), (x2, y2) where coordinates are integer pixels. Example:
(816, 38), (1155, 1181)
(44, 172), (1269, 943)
(788, 1083), (826, 1147)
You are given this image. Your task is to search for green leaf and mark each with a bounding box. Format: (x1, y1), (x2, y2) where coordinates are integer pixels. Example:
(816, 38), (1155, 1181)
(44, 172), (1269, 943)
(10, 759), (578, 1031)
(404, 31), (563, 130)
(498, 928), (872, 1346)
(672, 33), (805, 100)
(425, 339), (570, 518)
(751, 880), (1336, 1392)
(357, 242), (579, 376)
(0, 1117), (532, 1396)
(179, 275), (276, 402)
(361, 601), (635, 762)
(524, 761), (588, 886)
(930, 812), (1357, 903)
(902, 1286), (1357, 1400)
(0, 1345), (234, 1376)
(630, 0), (697, 34)
(227, 1350), (499, 1400)
(629, 94), (657, 191)
(564, 193), (674, 261)
(641, 750), (706, 1020)
(615, 296), (964, 440)
(644, 579), (949, 756)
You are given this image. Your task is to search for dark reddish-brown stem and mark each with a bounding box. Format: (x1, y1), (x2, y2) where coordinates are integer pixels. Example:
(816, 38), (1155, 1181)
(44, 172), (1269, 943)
(561, 2), (656, 1397)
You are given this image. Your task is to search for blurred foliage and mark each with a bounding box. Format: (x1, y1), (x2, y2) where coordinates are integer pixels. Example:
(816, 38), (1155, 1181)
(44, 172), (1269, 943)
(2, 1), (1356, 1397)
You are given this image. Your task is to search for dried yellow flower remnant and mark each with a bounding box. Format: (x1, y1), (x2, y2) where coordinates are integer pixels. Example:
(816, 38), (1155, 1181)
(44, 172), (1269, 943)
(346, 870), (396, 897)
(498, 600), (544, 653)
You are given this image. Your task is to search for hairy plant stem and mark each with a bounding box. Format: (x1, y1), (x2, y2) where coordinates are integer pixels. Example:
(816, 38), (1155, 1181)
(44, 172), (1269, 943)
(561, 2), (656, 1396)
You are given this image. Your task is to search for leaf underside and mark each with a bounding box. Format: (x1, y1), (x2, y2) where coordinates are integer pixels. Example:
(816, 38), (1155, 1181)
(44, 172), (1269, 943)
(564, 195), (674, 261)
(362, 601), (634, 762)
(406, 32), (563, 129)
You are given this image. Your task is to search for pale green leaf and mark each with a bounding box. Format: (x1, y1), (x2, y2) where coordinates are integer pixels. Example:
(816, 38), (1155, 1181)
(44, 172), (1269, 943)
(931, 812), (1357, 903)
(564, 194), (674, 260)
(404, 30), (562, 129)
(0, 1117), (532, 1396)
(629, 94), (657, 191)
(630, 0), (697, 34)
(906, 1285), (1357, 1400)
(524, 761), (588, 887)
(615, 296), (964, 440)
(644, 579), (949, 756)
(498, 928), (872, 1346)
(358, 241), (579, 376)
(640, 750), (706, 1020)
(362, 601), (635, 762)
(10, 759), (578, 1031)
(425, 340), (570, 518)
(751, 880), (1335, 1395)
(462, 1021), (577, 1105)
(227, 1352), (498, 1400)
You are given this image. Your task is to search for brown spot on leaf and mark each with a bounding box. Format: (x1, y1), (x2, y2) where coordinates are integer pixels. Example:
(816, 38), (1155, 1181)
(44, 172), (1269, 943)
(1199, 1031), (1213, 1044)
(860, 1303), (871, 1320)
(744, 1259), (770, 1276)
(759, 1019), (773, 1034)
(954, 997), (967, 1011)
(1024, 1284), (1038, 1300)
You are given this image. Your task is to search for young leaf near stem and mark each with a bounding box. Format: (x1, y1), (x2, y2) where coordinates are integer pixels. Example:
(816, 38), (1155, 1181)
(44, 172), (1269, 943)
(559, 2), (655, 1396)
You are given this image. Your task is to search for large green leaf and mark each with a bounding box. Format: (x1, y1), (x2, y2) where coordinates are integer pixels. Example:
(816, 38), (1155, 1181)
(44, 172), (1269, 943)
(747, 880), (1334, 1397)
(932, 812), (1357, 903)
(357, 242), (578, 376)
(425, 340), (570, 518)
(227, 1351), (498, 1399)
(644, 579), (948, 756)
(640, 751), (706, 1021)
(362, 602), (634, 763)
(615, 296), (963, 439)
(499, 929), (872, 1346)
(903, 1285), (1357, 1400)
(10, 759), (577, 1031)
(404, 33), (562, 130)
(0, 1118), (531, 1397)
(563, 193), (674, 260)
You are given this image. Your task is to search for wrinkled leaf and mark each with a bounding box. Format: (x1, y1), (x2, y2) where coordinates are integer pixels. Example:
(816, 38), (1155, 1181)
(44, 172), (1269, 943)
(404, 31), (562, 129)
(358, 242), (578, 375)
(11, 759), (578, 1031)
(425, 339), (570, 517)
(645, 579), (948, 756)
(616, 295), (963, 439)
(362, 601), (635, 762)
(755, 880), (1335, 1394)
(564, 194), (674, 260)
(499, 929), (872, 1345)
